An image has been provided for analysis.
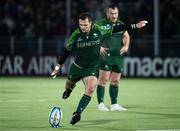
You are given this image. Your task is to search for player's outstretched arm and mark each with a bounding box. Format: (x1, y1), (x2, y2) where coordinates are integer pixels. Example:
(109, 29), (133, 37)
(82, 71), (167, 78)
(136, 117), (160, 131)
(135, 20), (148, 28)
(112, 20), (148, 33)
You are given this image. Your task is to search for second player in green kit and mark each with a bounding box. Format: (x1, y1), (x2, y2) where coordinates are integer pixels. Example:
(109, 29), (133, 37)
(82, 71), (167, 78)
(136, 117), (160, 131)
(96, 4), (130, 112)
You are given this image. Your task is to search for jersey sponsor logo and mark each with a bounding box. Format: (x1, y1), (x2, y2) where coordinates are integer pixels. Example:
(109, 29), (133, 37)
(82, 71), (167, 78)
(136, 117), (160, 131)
(77, 39), (100, 48)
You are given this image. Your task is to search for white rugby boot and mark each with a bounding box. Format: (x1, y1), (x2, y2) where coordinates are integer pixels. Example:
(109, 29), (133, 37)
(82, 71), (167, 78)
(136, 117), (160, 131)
(98, 102), (109, 111)
(110, 104), (127, 111)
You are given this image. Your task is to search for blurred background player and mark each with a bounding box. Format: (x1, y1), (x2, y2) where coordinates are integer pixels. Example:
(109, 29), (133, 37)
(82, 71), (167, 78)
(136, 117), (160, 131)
(96, 4), (130, 111)
(51, 12), (147, 125)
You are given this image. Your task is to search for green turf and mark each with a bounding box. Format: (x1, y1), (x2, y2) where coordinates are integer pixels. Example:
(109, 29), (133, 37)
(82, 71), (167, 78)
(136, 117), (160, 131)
(0, 77), (180, 131)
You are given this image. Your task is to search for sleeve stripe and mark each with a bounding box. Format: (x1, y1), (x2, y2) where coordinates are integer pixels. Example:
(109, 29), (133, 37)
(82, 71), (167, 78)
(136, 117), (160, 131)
(131, 24), (136, 29)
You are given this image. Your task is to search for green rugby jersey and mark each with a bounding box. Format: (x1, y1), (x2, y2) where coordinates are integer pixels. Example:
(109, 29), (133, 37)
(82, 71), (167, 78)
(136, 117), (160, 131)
(65, 24), (112, 68)
(96, 18), (125, 56)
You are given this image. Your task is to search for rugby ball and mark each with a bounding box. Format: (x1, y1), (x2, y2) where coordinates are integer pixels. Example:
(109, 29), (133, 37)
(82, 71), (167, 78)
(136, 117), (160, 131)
(49, 106), (63, 128)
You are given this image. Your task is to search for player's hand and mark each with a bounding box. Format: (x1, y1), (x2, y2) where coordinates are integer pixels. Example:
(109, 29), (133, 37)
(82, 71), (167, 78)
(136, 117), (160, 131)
(51, 64), (61, 78)
(136, 20), (148, 28)
(100, 47), (109, 56)
(120, 46), (129, 55)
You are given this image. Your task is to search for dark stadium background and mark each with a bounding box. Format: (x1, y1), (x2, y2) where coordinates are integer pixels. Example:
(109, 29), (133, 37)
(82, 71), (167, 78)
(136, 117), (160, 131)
(0, 0), (179, 77)
(0, 1), (180, 131)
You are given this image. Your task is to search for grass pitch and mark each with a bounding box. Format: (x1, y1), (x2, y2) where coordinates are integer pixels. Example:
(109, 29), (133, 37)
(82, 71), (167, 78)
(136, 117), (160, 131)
(0, 77), (180, 131)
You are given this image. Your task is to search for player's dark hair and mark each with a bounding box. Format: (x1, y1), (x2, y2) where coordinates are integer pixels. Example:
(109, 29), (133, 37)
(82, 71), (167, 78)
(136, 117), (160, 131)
(79, 12), (92, 22)
(104, 3), (119, 15)
(107, 3), (119, 9)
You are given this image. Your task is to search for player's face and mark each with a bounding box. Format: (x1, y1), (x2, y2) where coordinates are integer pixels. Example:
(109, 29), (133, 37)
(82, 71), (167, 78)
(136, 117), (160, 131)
(79, 18), (92, 33)
(106, 7), (119, 23)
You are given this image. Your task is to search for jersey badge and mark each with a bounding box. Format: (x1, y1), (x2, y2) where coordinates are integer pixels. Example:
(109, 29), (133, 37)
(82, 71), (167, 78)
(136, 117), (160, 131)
(77, 37), (83, 42)
(93, 33), (98, 38)
(101, 24), (111, 30)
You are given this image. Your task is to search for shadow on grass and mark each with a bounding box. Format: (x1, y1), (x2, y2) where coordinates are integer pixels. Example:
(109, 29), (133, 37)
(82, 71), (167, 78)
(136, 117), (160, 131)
(61, 118), (131, 131)
(129, 111), (180, 119)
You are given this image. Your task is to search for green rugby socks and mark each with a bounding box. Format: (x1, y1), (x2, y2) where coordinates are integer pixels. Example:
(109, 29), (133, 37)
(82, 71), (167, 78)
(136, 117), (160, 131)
(97, 85), (105, 104)
(76, 94), (91, 114)
(109, 85), (118, 104)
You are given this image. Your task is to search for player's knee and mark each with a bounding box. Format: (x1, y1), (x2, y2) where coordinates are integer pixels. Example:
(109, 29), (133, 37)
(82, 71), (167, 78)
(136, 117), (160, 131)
(99, 78), (108, 86)
(110, 79), (119, 85)
(86, 86), (95, 95)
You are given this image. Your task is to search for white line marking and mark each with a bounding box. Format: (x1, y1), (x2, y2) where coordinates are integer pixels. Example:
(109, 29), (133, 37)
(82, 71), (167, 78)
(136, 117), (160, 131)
(1, 130), (52, 131)
(0, 99), (46, 103)
(137, 129), (180, 131)
(1, 129), (180, 131)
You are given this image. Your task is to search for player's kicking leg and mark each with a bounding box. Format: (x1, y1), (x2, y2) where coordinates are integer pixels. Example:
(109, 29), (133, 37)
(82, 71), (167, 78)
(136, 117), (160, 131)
(62, 79), (77, 99)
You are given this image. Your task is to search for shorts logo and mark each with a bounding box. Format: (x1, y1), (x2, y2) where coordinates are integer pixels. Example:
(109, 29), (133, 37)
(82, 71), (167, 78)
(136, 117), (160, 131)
(92, 73), (95, 75)
(105, 65), (109, 69)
